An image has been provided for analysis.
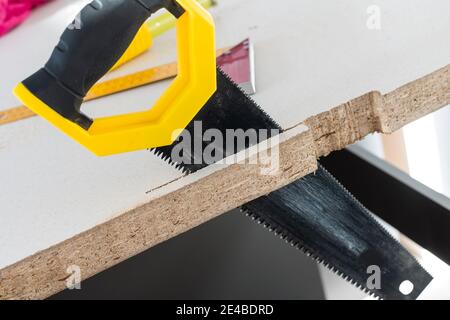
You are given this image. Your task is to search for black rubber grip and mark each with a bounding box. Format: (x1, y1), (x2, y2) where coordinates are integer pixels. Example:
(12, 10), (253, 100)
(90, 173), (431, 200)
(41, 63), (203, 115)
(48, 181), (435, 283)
(23, 0), (184, 129)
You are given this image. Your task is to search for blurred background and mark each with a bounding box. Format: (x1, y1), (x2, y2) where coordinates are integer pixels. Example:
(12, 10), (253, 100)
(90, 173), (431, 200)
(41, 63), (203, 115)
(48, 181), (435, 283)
(358, 106), (450, 199)
(336, 104), (450, 300)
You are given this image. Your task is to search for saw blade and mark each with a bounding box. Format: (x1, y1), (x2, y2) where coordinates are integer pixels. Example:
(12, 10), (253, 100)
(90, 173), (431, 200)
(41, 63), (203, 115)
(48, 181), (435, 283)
(151, 68), (432, 299)
(242, 165), (432, 300)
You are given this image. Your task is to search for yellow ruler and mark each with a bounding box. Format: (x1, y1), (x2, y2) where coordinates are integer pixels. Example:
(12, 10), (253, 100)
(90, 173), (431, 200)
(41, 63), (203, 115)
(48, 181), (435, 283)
(0, 47), (230, 127)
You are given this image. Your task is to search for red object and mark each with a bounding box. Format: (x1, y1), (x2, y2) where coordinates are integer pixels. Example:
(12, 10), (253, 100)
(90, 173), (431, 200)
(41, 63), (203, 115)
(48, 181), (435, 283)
(0, 0), (50, 37)
(217, 38), (256, 95)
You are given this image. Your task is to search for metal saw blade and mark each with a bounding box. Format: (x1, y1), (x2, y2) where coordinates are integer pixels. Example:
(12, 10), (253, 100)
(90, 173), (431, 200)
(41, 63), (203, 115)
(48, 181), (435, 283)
(242, 165), (432, 300)
(151, 68), (432, 299)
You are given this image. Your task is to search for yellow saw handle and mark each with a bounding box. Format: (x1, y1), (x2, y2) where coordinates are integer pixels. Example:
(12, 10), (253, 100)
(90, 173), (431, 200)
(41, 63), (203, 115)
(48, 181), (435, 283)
(14, 0), (217, 156)
(111, 0), (214, 71)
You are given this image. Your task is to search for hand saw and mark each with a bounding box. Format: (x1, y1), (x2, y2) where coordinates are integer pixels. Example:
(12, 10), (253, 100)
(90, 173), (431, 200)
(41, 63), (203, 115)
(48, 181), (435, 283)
(13, 0), (432, 299)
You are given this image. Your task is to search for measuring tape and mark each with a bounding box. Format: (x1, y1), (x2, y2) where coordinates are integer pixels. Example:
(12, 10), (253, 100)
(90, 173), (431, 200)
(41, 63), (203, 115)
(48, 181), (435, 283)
(1, 47), (230, 127)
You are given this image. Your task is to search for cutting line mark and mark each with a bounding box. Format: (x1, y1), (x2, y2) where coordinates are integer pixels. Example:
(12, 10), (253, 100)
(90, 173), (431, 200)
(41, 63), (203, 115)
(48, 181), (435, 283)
(145, 174), (187, 194)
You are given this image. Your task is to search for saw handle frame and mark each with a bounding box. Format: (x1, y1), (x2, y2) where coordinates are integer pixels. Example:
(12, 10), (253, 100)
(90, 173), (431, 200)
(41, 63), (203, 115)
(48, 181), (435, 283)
(15, 0), (217, 155)
(43, 0), (184, 129)
(54, 0), (184, 102)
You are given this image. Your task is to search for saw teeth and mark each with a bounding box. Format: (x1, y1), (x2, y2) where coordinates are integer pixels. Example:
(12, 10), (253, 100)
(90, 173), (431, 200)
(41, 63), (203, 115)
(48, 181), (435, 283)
(243, 206), (385, 300)
(318, 164), (430, 278)
(216, 67), (281, 130)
